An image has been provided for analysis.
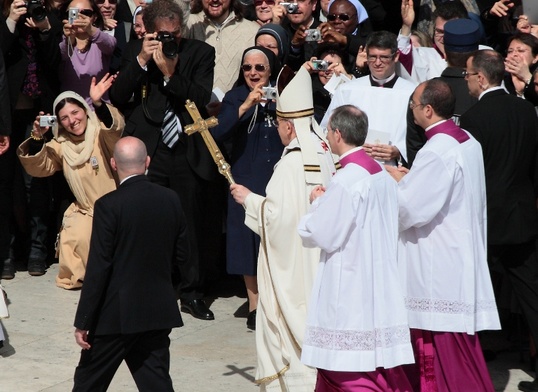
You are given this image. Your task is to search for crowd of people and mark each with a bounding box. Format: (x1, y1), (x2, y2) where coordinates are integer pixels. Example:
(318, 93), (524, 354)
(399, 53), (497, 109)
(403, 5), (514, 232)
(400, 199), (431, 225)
(1, 0), (538, 389)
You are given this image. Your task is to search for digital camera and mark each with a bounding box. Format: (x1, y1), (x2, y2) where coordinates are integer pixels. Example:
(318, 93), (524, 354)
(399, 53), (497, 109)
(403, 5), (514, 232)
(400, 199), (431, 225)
(262, 86), (277, 100)
(280, 2), (299, 14)
(25, 0), (46, 21)
(156, 31), (179, 59)
(68, 7), (79, 24)
(312, 59), (329, 71)
(39, 115), (57, 127)
(304, 29), (321, 42)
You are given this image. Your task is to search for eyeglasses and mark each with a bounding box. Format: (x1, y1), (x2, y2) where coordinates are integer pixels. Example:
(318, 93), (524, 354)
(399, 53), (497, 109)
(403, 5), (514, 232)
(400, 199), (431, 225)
(463, 70), (479, 78)
(434, 28), (444, 37)
(409, 99), (424, 110)
(366, 52), (396, 63)
(271, 118), (290, 127)
(95, 0), (117, 4)
(254, 0), (275, 6)
(326, 13), (354, 21)
(241, 64), (269, 72)
(79, 8), (95, 17)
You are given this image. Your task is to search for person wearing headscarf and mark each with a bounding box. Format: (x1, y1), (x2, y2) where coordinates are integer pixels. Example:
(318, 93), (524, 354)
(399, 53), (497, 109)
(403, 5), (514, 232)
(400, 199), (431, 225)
(255, 23), (289, 65)
(211, 46), (283, 330)
(17, 74), (125, 289)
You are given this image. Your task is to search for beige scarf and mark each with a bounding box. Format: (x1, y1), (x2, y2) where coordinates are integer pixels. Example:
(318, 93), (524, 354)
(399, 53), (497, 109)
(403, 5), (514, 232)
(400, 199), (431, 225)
(52, 91), (100, 212)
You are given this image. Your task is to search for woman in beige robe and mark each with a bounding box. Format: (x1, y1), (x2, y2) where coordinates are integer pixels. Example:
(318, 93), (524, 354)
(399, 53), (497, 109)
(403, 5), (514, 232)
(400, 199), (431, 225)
(17, 74), (124, 289)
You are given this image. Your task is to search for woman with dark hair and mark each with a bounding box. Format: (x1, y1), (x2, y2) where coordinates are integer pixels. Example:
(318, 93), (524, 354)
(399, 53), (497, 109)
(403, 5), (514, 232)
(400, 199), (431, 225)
(17, 74), (125, 289)
(504, 32), (538, 104)
(59, 0), (116, 107)
(304, 43), (352, 123)
(211, 46), (283, 330)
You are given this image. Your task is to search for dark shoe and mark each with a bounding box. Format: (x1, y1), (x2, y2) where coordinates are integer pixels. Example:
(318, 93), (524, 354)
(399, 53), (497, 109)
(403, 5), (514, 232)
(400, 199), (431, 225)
(180, 299), (214, 320)
(28, 259), (47, 276)
(519, 380), (538, 392)
(1, 259), (15, 280)
(247, 309), (256, 330)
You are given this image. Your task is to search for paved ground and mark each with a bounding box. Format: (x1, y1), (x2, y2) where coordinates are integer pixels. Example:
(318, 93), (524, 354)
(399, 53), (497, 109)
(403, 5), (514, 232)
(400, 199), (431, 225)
(0, 263), (535, 391)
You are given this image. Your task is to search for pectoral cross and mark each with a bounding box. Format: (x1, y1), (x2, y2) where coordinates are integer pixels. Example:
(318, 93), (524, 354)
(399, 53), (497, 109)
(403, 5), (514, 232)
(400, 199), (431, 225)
(184, 100), (235, 184)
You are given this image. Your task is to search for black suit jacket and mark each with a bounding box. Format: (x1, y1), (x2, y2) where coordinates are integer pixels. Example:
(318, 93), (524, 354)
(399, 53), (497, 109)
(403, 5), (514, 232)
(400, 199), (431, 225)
(74, 176), (186, 335)
(110, 38), (218, 181)
(460, 89), (538, 245)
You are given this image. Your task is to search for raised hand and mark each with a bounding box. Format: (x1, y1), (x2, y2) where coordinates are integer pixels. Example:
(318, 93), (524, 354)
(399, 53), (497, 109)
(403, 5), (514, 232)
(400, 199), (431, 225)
(401, 0), (414, 36)
(489, 0), (514, 18)
(90, 73), (117, 106)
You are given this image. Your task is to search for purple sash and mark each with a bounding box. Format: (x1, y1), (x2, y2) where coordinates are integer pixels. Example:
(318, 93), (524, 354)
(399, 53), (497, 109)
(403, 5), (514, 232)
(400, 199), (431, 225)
(425, 120), (469, 144)
(339, 149), (382, 174)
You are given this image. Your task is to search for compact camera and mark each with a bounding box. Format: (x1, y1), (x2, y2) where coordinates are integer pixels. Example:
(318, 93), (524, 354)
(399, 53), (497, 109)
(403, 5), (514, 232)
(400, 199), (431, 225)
(68, 7), (79, 24)
(280, 2), (299, 14)
(262, 86), (278, 100)
(39, 115), (57, 127)
(312, 59), (329, 71)
(304, 29), (321, 42)
(156, 31), (179, 59)
(25, 0), (46, 22)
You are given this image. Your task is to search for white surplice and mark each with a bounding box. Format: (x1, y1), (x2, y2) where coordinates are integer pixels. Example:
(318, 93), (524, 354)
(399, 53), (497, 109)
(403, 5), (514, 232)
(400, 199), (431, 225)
(298, 152), (414, 372)
(397, 128), (501, 334)
(320, 76), (416, 163)
(243, 135), (336, 391)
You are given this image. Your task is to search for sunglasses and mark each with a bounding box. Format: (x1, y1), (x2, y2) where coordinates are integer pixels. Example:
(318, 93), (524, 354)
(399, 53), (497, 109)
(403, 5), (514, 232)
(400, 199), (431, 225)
(254, 0), (275, 6)
(79, 8), (95, 17)
(95, 0), (118, 4)
(241, 64), (269, 72)
(327, 13), (353, 21)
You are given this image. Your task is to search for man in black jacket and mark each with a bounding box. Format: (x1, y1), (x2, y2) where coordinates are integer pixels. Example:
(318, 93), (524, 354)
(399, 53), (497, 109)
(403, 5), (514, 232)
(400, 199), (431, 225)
(110, 0), (219, 320)
(73, 136), (186, 391)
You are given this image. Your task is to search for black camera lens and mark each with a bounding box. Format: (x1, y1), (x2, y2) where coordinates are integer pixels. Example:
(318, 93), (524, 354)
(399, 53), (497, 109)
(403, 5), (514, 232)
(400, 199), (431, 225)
(28, 0), (46, 21)
(156, 31), (179, 59)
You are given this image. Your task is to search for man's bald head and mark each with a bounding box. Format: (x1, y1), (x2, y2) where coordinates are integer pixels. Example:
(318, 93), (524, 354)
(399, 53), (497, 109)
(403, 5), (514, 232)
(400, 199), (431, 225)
(112, 137), (150, 180)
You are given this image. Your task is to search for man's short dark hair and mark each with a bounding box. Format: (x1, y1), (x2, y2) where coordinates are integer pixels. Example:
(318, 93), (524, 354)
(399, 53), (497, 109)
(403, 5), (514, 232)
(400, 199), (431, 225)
(419, 79), (455, 120)
(445, 51), (474, 68)
(365, 31), (397, 54)
(507, 32), (538, 57)
(143, 0), (183, 33)
(328, 105), (369, 147)
(432, 1), (468, 21)
(472, 50), (504, 86)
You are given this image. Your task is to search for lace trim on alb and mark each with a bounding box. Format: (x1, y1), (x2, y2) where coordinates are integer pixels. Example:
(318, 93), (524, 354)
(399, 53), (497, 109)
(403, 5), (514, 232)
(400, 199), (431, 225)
(405, 297), (497, 315)
(304, 325), (409, 351)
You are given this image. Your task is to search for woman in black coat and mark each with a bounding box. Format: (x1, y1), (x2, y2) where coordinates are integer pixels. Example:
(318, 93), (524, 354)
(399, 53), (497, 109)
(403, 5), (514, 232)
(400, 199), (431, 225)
(211, 46), (283, 330)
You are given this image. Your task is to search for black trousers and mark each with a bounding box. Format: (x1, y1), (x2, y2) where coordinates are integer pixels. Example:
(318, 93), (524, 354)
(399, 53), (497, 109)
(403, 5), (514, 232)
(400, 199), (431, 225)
(489, 240), (538, 369)
(148, 140), (223, 300)
(73, 329), (174, 392)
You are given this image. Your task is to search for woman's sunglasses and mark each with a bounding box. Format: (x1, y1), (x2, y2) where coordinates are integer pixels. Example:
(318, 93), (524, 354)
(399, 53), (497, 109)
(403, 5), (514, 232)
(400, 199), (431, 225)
(241, 64), (268, 72)
(79, 8), (95, 17)
(326, 13), (353, 21)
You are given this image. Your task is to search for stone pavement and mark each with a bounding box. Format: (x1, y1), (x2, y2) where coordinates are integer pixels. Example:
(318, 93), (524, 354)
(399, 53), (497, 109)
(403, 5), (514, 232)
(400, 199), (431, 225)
(0, 263), (535, 392)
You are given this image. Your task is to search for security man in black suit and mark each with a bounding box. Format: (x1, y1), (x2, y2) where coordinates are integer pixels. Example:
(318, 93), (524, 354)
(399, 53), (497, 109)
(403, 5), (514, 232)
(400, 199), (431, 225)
(110, 0), (220, 320)
(73, 136), (186, 391)
(460, 49), (538, 392)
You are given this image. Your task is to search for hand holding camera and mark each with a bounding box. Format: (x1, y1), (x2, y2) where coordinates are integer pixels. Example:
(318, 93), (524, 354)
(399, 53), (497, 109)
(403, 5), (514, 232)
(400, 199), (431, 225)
(9, 0), (28, 23)
(151, 31), (180, 79)
(33, 112), (55, 140)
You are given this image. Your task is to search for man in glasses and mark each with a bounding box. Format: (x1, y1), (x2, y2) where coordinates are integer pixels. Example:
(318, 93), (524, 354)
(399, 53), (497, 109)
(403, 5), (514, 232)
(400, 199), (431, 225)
(185, 0), (258, 93)
(110, 0), (219, 321)
(386, 78), (500, 392)
(460, 50), (538, 392)
(322, 31), (416, 167)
